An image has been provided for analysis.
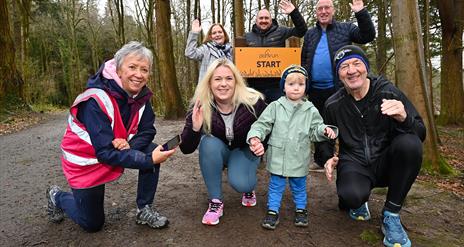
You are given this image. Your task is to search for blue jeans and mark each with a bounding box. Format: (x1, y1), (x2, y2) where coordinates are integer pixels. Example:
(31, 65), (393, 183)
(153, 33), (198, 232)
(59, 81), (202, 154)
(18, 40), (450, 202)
(55, 143), (160, 232)
(268, 174), (307, 213)
(199, 135), (260, 200)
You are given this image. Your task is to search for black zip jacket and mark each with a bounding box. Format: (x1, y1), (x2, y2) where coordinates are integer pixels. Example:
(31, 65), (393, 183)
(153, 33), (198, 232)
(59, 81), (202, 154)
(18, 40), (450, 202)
(320, 76), (426, 166)
(245, 8), (307, 89)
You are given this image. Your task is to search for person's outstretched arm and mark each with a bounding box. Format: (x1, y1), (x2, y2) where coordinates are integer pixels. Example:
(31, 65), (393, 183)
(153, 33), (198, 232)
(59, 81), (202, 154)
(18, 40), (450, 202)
(185, 19), (206, 61)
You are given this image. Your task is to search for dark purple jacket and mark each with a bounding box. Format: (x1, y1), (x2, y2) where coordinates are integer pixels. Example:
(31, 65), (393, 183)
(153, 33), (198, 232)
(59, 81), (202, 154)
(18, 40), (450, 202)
(180, 99), (267, 154)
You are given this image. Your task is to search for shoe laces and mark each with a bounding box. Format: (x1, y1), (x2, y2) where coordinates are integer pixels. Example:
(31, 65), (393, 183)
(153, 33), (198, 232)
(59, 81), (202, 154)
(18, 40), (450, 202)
(244, 192), (254, 199)
(264, 210), (278, 221)
(139, 205), (160, 218)
(384, 213), (406, 238)
(295, 209), (308, 217)
(353, 204), (367, 215)
(208, 201), (222, 213)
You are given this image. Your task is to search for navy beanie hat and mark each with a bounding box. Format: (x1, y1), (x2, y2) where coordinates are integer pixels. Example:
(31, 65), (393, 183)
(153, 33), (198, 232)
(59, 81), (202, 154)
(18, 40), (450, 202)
(279, 64), (309, 93)
(333, 45), (370, 78)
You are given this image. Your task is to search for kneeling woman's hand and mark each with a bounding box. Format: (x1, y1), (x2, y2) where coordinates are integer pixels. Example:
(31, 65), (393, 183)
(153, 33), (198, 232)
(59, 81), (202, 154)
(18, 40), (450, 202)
(152, 145), (176, 164)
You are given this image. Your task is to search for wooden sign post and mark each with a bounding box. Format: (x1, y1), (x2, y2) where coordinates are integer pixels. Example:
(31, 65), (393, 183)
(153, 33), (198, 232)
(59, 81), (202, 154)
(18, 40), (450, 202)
(234, 47), (302, 78)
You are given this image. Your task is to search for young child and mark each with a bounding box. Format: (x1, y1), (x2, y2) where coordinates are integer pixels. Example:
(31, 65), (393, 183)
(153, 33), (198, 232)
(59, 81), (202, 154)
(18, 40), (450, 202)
(247, 64), (338, 230)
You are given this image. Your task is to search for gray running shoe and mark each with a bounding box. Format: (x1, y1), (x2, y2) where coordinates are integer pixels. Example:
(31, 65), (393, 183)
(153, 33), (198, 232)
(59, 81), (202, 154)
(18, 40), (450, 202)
(136, 205), (169, 229)
(46, 185), (64, 223)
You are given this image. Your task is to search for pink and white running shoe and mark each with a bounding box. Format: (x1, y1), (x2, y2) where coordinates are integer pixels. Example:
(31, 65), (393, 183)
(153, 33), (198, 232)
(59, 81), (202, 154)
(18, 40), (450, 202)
(241, 191), (257, 207)
(202, 199), (224, 225)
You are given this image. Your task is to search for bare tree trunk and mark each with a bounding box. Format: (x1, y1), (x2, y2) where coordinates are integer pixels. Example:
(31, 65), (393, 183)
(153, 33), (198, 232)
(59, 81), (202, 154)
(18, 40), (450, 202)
(222, 0), (226, 25)
(376, 0), (387, 75)
(116, 0), (125, 45)
(217, 0), (221, 24)
(437, 0), (464, 125)
(85, 0), (102, 73)
(391, 0), (445, 173)
(108, 0), (125, 46)
(248, 0), (253, 31)
(273, 0), (277, 18)
(337, 0), (351, 21)
(264, 0), (270, 10)
(19, 0), (31, 66)
(234, 0), (245, 36)
(0, 0), (24, 109)
(12, 0), (22, 68)
(422, 0), (436, 118)
(211, 0), (216, 23)
(155, 0), (185, 119)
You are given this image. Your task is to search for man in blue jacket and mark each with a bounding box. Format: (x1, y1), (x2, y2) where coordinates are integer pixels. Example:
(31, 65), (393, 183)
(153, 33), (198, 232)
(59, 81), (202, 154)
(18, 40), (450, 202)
(301, 0), (375, 169)
(245, 0), (307, 103)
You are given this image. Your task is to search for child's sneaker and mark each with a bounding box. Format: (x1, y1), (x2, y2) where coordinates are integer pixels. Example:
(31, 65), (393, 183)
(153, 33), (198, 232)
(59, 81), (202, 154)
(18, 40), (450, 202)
(202, 199), (224, 225)
(46, 185), (64, 223)
(349, 202), (371, 221)
(294, 208), (309, 227)
(241, 191), (256, 207)
(381, 211), (411, 247)
(261, 210), (279, 230)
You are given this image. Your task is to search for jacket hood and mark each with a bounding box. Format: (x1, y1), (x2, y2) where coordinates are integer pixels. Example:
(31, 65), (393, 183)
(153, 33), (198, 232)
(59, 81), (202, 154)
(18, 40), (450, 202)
(86, 59), (153, 106)
(276, 96), (313, 112)
(252, 19), (279, 36)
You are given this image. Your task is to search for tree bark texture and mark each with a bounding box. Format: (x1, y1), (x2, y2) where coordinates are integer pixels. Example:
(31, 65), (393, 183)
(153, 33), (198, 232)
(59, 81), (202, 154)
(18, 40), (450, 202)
(155, 0), (185, 119)
(375, 0), (387, 75)
(234, 0), (245, 37)
(0, 0), (24, 107)
(437, 0), (464, 125)
(391, 0), (442, 172)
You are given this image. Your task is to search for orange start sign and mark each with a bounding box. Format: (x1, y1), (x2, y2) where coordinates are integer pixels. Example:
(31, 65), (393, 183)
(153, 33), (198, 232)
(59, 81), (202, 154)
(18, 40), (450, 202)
(234, 47), (302, 78)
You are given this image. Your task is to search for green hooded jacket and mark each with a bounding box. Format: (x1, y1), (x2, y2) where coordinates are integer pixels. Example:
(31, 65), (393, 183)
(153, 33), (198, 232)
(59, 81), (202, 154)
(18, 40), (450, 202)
(247, 97), (338, 177)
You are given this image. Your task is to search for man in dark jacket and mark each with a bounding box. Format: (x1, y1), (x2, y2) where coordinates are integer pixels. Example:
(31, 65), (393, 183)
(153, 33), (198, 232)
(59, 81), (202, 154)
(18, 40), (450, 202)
(301, 0), (375, 169)
(323, 45), (425, 247)
(245, 0), (307, 103)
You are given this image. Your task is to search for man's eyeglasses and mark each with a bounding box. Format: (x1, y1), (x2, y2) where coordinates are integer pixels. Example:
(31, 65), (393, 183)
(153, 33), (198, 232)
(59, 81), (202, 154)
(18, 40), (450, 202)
(317, 5), (333, 12)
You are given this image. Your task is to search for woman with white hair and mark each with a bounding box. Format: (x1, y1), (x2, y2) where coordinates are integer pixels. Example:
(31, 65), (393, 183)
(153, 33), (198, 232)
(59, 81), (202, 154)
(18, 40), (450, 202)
(179, 58), (266, 226)
(46, 41), (176, 232)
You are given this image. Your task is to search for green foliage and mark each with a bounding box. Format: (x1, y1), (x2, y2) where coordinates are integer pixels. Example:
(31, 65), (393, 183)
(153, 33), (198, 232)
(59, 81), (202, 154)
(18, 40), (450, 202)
(30, 103), (64, 113)
(421, 155), (457, 176)
(360, 229), (382, 246)
(0, 95), (29, 122)
(372, 187), (388, 195)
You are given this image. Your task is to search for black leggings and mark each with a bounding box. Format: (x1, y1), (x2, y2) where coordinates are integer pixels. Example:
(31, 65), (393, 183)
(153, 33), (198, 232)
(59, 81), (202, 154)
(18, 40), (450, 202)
(336, 134), (423, 213)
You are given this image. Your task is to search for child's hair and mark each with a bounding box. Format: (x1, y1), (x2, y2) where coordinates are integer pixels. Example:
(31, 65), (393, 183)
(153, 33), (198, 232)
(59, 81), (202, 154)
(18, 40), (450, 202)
(279, 65), (308, 93)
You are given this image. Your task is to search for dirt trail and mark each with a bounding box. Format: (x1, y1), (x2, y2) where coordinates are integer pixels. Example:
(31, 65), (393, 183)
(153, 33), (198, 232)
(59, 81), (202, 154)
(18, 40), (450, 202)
(0, 112), (463, 246)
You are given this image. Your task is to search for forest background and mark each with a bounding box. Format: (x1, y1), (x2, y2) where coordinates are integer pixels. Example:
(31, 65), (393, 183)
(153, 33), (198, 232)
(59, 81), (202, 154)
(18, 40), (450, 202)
(0, 0), (462, 184)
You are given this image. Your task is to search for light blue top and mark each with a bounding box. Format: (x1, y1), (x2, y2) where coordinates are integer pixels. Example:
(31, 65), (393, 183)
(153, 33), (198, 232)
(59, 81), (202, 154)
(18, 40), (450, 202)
(311, 31), (334, 89)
